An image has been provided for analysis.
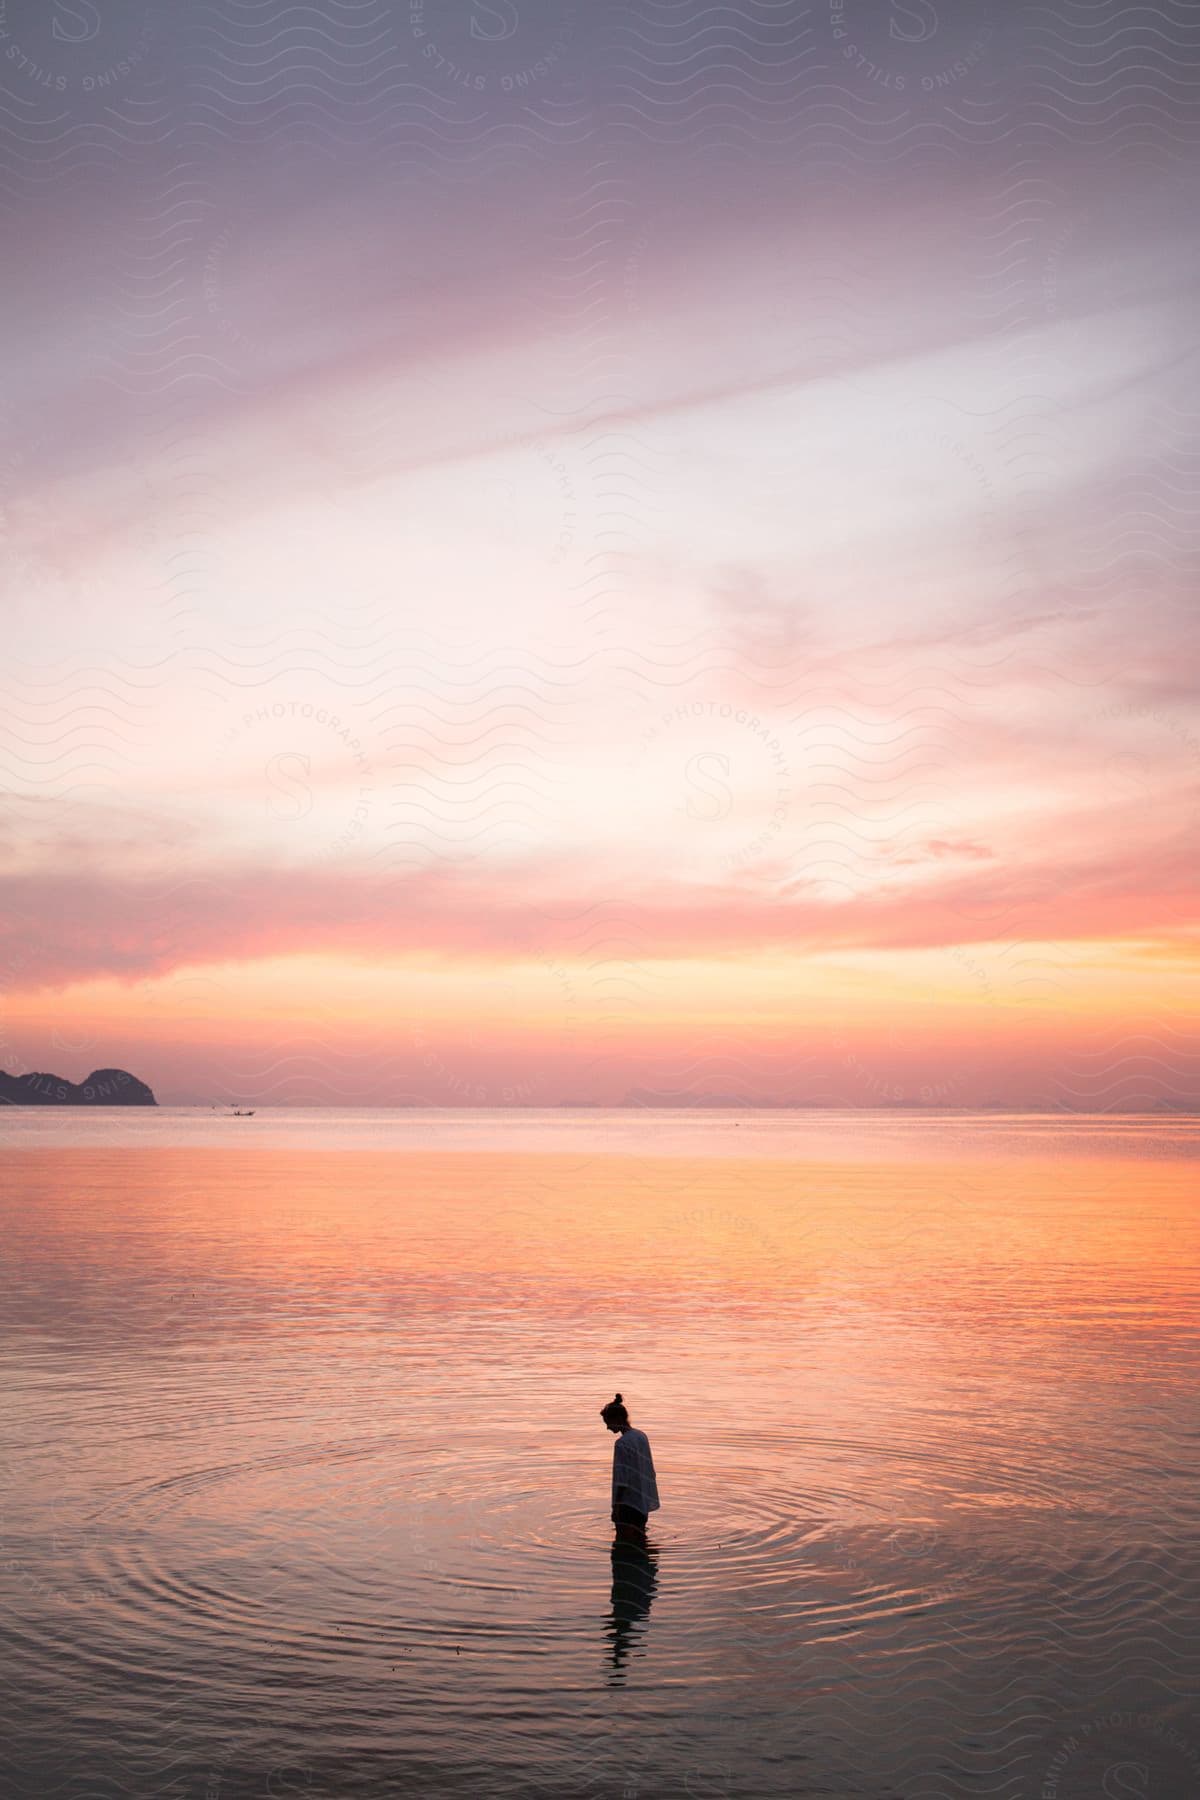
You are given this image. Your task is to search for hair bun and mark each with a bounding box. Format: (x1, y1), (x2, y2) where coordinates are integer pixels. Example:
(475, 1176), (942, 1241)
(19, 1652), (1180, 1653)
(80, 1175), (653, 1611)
(614, 1393), (623, 1403)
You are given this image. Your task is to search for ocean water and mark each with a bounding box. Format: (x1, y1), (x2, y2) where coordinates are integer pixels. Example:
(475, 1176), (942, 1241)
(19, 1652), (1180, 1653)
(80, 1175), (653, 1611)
(1, 1110), (1197, 1799)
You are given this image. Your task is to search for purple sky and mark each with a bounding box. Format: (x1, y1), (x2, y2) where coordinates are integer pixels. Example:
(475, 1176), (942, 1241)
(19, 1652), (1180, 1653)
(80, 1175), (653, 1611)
(2, 1), (1199, 1106)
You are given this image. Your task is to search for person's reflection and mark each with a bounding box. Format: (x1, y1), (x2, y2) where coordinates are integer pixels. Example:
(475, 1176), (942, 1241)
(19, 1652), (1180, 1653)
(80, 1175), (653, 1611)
(605, 1527), (659, 1678)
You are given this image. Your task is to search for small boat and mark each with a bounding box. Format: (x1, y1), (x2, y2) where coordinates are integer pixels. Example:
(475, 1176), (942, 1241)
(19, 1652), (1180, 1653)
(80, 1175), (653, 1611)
(231, 1108), (256, 1117)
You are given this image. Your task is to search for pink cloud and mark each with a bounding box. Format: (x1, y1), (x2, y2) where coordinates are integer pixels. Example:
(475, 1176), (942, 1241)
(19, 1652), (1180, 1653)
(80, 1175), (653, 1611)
(0, 827), (1196, 998)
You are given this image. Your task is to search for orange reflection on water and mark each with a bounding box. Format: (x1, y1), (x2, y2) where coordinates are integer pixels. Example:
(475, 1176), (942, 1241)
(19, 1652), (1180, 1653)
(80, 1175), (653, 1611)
(6, 1144), (1196, 1332)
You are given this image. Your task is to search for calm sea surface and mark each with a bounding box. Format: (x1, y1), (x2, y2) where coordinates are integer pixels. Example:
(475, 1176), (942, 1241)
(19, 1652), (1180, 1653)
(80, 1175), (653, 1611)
(2, 1110), (1197, 1799)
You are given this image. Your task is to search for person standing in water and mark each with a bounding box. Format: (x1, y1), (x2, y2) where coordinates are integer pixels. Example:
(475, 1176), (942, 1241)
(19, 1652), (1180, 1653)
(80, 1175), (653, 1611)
(601, 1393), (660, 1537)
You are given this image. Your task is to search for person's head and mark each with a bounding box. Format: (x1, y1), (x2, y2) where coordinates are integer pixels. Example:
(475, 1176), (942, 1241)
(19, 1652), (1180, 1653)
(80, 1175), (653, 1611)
(601, 1393), (629, 1433)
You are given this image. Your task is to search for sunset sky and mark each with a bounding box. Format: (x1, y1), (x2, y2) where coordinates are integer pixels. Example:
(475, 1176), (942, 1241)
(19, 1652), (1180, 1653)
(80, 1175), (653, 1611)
(2, 1), (1198, 1106)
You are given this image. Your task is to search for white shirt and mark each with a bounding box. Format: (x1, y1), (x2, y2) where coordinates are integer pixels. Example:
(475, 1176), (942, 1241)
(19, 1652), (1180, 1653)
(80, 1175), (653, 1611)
(612, 1426), (660, 1513)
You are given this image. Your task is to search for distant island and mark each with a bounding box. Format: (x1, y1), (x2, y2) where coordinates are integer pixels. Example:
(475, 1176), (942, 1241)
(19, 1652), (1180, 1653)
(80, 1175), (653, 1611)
(618, 1087), (771, 1109)
(0, 1067), (157, 1107)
